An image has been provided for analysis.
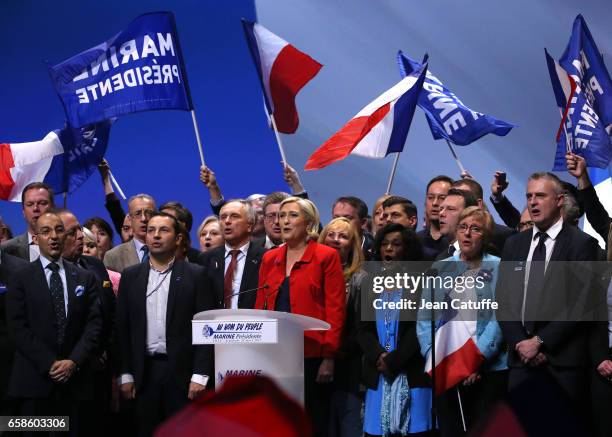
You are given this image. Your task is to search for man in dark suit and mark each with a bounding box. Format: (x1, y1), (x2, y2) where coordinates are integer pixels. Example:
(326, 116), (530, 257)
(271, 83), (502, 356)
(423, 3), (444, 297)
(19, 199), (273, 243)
(498, 172), (601, 410)
(159, 201), (203, 263)
(5, 212), (102, 433)
(0, 250), (28, 414)
(251, 192), (290, 250)
(117, 212), (215, 436)
(332, 196), (375, 260)
(200, 200), (266, 309)
(0, 182), (55, 261)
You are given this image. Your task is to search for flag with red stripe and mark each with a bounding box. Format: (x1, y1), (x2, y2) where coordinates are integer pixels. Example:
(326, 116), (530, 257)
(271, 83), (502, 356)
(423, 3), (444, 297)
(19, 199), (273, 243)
(305, 64), (427, 170)
(242, 20), (322, 134)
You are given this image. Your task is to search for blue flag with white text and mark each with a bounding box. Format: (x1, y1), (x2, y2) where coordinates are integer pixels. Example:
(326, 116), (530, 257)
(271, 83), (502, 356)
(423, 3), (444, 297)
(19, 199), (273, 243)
(49, 12), (192, 128)
(398, 51), (514, 146)
(549, 15), (612, 170)
(44, 120), (114, 194)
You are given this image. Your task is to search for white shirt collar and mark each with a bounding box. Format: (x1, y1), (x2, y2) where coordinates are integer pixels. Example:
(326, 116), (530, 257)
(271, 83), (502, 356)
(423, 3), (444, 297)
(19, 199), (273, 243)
(39, 254), (64, 270)
(133, 238), (146, 253)
(225, 241), (250, 258)
(532, 217), (563, 241)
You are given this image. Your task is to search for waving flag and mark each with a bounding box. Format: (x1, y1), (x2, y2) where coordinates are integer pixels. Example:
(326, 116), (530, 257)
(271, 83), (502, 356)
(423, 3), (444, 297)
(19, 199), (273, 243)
(547, 15), (612, 170)
(0, 121), (112, 201)
(398, 52), (514, 146)
(425, 300), (484, 395)
(242, 19), (322, 134)
(545, 50), (612, 170)
(49, 12), (192, 128)
(305, 64), (427, 170)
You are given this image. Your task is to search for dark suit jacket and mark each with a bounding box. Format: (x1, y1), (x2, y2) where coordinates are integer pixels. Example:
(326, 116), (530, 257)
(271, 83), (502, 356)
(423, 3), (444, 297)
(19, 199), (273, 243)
(116, 260), (215, 392)
(200, 243), (266, 309)
(491, 223), (517, 256)
(0, 233), (29, 261)
(0, 252), (29, 400)
(492, 195), (522, 230)
(497, 223), (601, 368)
(70, 255), (115, 363)
(5, 259), (102, 399)
(577, 184), (611, 247)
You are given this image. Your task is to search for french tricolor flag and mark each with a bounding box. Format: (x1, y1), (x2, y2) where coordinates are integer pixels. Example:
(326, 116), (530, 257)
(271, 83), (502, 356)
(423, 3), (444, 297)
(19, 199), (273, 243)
(0, 121), (111, 201)
(305, 64), (427, 170)
(242, 19), (322, 134)
(426, 312), (484, 395)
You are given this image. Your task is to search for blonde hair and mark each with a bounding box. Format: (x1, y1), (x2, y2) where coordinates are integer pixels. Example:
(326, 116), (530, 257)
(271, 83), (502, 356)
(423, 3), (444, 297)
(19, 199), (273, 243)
(458, 207), (494, 246)
(319, 217), (364, 280)
(280, 196), (320, 241)
(197, 215), (220, 237)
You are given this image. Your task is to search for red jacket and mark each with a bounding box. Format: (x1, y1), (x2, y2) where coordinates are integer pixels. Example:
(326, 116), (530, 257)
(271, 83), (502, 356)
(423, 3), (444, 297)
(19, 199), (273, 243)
(255, 240), (346, 358)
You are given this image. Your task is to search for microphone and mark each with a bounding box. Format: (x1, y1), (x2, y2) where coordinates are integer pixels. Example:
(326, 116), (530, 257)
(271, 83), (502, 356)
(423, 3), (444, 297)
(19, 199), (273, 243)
(221, 284), (269, 308)
(263, 285), (282, 311)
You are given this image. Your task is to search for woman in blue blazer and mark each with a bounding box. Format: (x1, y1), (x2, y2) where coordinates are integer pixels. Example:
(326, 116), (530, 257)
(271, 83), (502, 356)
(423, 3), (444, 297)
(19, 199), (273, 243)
(417, 207), (507, 434)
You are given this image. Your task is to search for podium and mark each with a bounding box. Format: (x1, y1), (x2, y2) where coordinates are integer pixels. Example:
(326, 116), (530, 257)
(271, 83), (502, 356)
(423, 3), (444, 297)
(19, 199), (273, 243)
(193, 309), (329, 405)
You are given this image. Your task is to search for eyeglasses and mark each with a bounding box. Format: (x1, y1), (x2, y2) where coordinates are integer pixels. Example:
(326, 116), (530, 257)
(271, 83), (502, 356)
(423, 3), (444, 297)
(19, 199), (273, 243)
(457, 224), (484, 235)
(264, 212), (281, 222)
(130, 209), (155, 219)
(37, 226), (65, 237)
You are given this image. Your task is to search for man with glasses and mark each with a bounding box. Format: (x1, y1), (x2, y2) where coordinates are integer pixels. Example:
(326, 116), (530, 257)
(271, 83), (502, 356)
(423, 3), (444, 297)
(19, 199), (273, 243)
(253, 192), (289, 250)
(104, 194), (156, 273)
(1, 182), (55, 261)
(5, 212), (101, 433)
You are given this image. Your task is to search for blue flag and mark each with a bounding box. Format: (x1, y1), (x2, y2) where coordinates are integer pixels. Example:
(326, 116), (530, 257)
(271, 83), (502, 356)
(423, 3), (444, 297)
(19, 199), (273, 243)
(549, 15), (612, 171)
(49, 12), (192, 128)
(398, 51), (514, 146)
(545, 50), (612, 170)
(44, 120), (114, 194)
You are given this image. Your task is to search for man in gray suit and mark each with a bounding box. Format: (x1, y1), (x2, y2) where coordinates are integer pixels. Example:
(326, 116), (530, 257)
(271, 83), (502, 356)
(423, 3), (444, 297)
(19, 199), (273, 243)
(0, 182), (55, 261)
(103, 194), (156, 273)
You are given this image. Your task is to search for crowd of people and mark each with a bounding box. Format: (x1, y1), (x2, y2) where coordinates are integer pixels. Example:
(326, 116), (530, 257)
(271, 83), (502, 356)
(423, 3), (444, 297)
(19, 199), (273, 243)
(0, 151), (611, 437)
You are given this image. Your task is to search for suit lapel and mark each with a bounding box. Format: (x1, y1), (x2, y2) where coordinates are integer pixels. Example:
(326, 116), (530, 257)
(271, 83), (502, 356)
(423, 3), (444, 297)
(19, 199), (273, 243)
(64, 262), (77, 320)
(166, 260), (183, 327)
(543, 223), (569, 283)
(18, 233), (29, 260)
(239, 245), (259, 292)
(33, 260), (53, 311)
(213, 249), (225, 304)
(135, 263), (150, 344)
(126, 241), (140, 266)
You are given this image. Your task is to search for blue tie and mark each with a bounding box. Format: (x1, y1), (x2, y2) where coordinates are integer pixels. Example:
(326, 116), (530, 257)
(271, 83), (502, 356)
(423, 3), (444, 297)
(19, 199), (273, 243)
(141, 245), (150, 264)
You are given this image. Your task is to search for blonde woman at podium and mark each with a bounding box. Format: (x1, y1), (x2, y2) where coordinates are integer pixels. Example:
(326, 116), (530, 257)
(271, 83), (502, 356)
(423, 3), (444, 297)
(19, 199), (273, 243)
(255, 197), (346, 437)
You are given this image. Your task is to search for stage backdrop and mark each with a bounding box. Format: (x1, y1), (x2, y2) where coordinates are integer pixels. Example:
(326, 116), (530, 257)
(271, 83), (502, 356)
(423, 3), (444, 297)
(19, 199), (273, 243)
(1, 0), (611, 242)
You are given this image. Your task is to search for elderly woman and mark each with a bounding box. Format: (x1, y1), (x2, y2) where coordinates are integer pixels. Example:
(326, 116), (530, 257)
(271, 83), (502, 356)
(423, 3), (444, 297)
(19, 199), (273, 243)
(197, 215), (224, 253)
(319, 217), (366, 436)
(417, 207), (507, 435)
(255, 197), (346, 436)
(357, 223), (432, 436)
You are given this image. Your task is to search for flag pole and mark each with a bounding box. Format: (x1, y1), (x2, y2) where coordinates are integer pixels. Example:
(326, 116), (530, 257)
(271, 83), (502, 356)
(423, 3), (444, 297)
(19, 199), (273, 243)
(190, 110), (206, 166)
(386, 153), (401, 194)
(268, 112), (288, 166)
(456, 387), (467, 432)
(109, 171), (127, 201)
(445, 140), (466, 174)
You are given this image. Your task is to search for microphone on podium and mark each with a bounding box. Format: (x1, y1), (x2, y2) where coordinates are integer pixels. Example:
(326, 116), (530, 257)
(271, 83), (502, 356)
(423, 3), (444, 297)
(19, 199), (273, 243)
(222, 284), (270, 308)
(263, 285), (282, 311)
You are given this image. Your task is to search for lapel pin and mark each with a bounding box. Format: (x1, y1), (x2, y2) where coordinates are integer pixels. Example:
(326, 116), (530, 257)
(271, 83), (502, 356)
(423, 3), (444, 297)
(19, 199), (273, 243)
(74, 285), (85, 297)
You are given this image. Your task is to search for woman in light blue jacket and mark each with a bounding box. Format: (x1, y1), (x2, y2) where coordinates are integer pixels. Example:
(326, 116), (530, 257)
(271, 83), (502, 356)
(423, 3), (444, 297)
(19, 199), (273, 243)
(417, 207), (507, 434)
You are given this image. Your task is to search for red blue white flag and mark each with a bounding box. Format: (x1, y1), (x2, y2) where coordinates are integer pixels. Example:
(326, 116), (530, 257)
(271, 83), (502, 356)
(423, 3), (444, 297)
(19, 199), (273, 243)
(305, 64), (427, 170)
(242, 19), (322, 134)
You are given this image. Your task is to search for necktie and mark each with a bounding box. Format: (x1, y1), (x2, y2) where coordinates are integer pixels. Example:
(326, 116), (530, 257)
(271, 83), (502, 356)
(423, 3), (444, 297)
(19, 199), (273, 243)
(524, 232), (549, 329)
(47, 262), (67, 345)
(141, 245), (150, 264)
(448, 244), (456, 256)
(223, 250), (240, 309)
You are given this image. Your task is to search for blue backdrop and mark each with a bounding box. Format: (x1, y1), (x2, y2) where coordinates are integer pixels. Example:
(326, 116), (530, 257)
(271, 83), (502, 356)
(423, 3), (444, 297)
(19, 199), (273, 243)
(2, 0), (612, 243)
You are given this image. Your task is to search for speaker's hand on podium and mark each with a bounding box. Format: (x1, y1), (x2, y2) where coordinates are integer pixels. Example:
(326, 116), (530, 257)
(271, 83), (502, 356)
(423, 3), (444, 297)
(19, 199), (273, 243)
(316, 358), (335, 384)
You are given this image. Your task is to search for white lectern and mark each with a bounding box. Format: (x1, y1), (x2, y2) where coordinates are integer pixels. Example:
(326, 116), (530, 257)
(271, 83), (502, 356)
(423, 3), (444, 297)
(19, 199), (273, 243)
(192, 309), (330, 405)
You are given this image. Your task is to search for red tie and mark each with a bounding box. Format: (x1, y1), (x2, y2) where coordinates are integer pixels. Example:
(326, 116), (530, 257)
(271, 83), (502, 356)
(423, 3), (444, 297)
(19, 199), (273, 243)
(223, 250), (240, 308)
